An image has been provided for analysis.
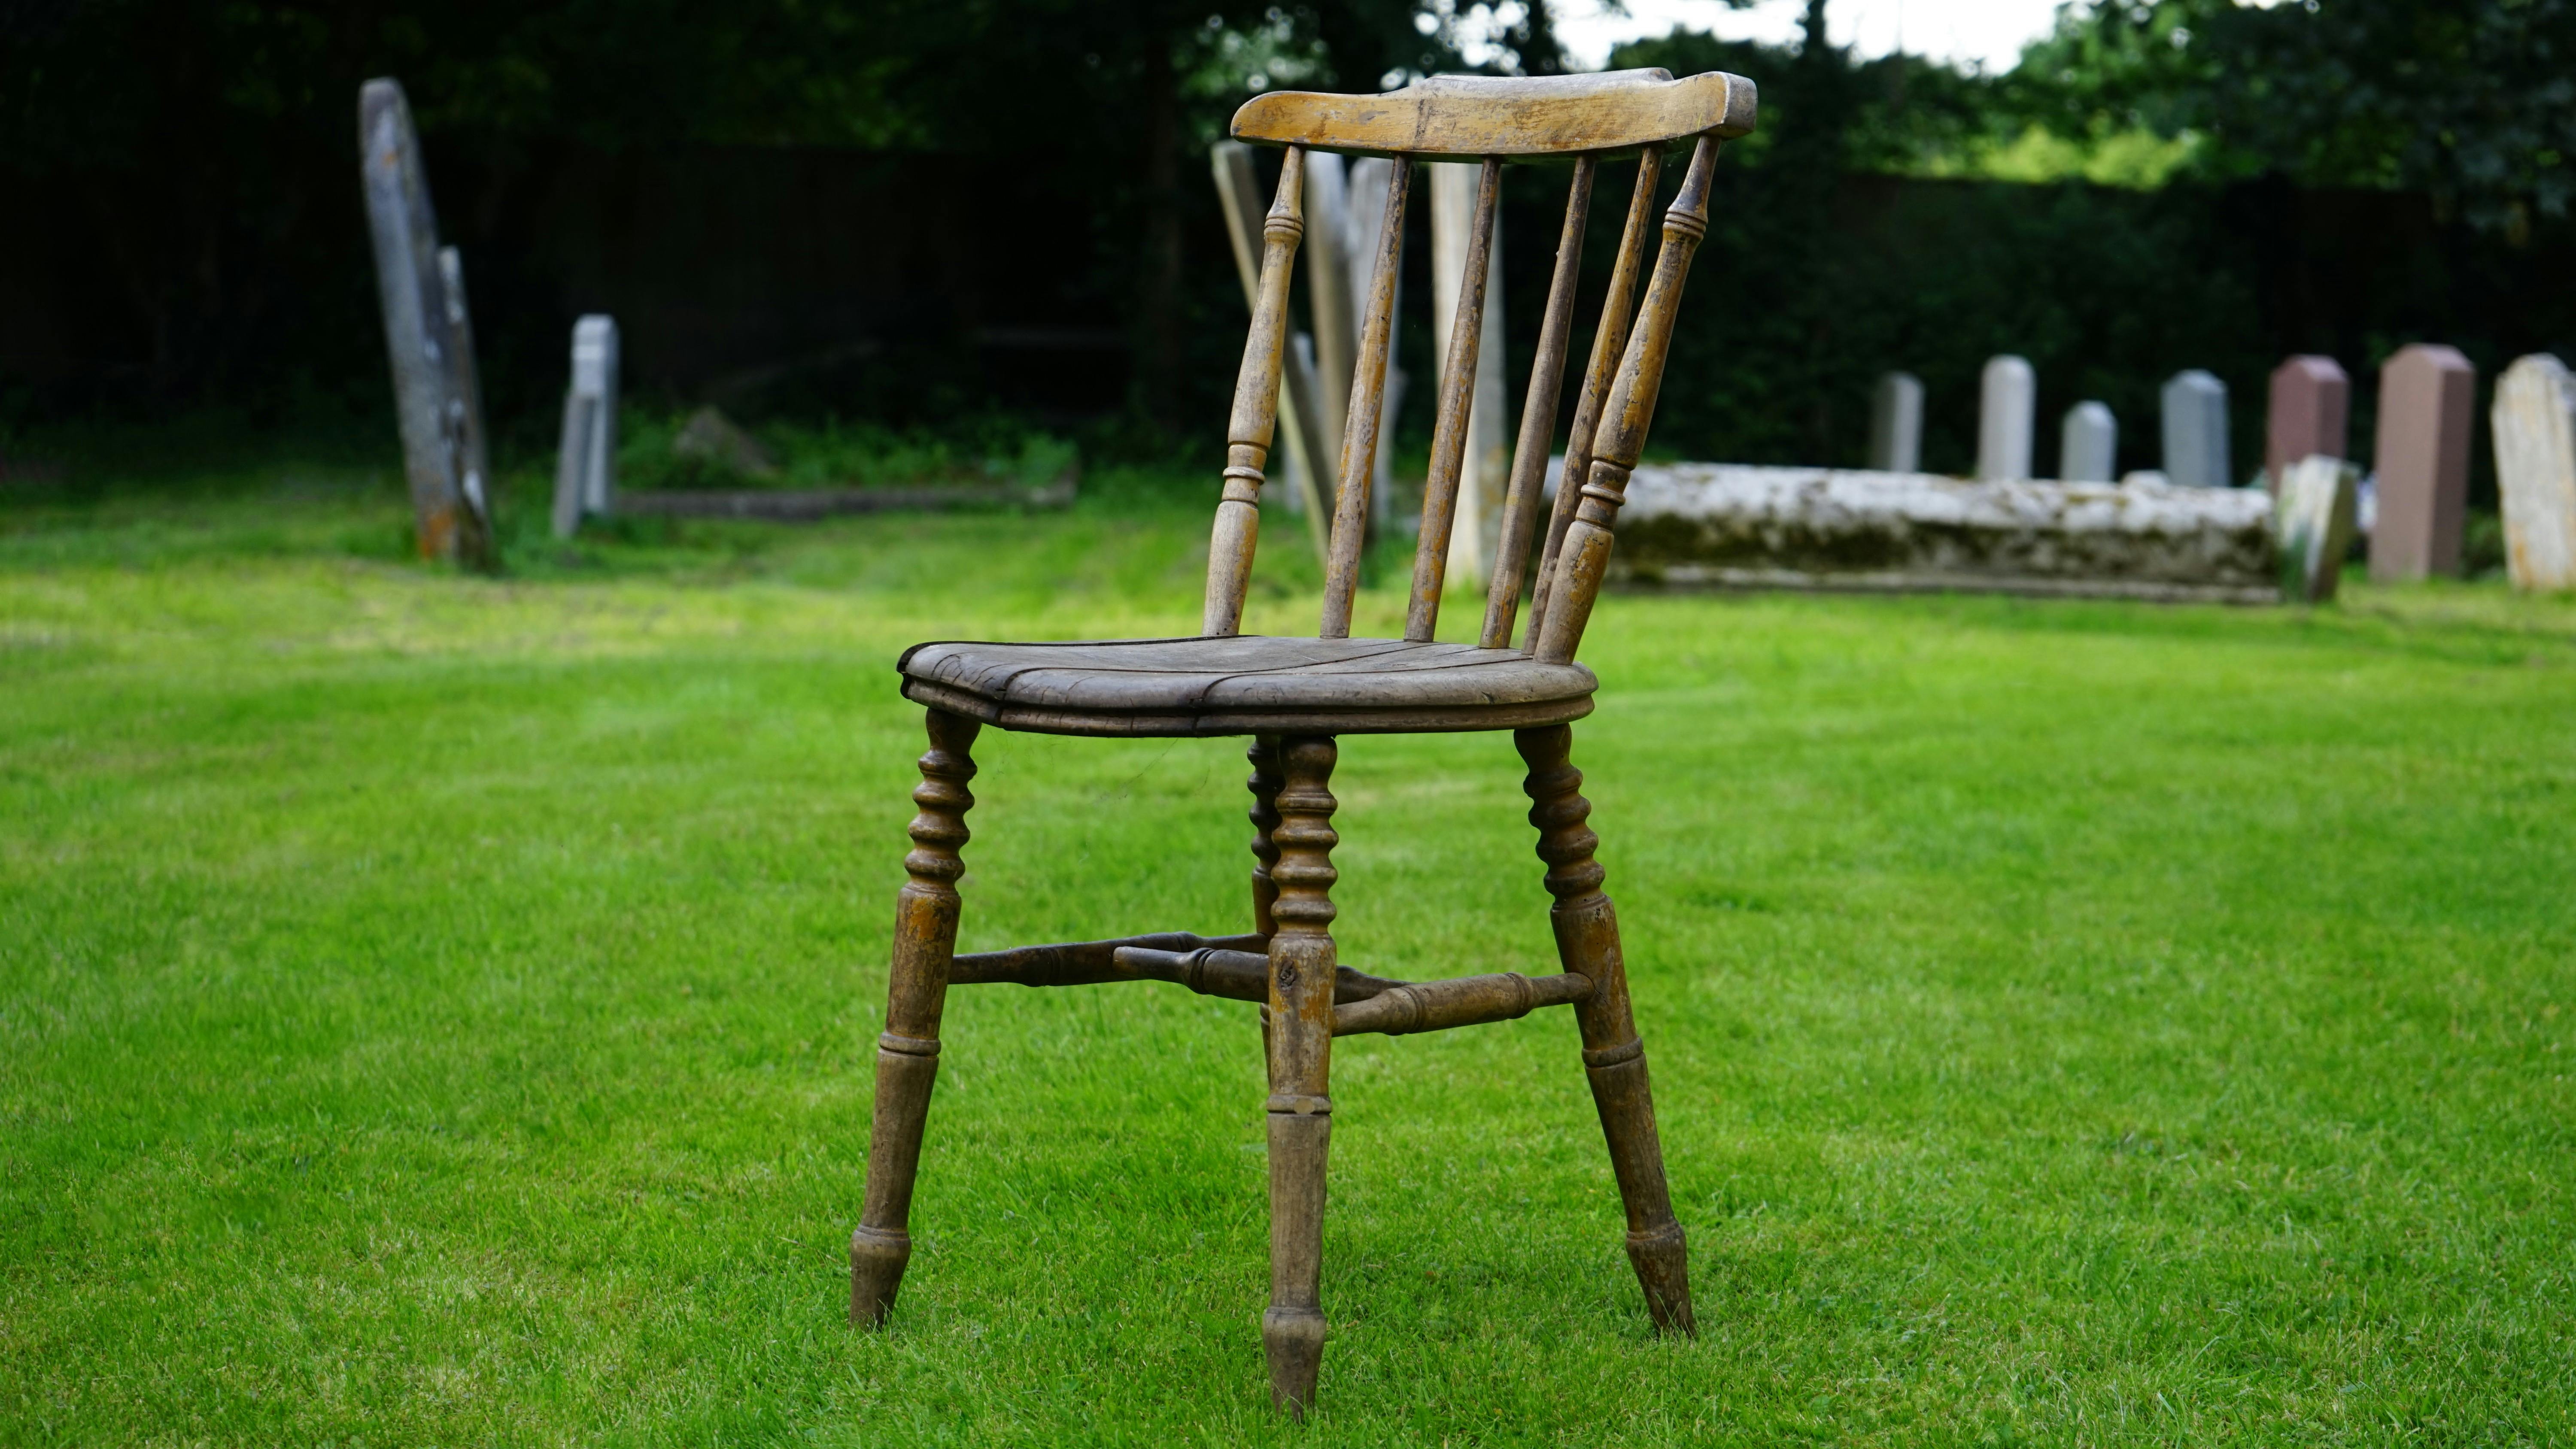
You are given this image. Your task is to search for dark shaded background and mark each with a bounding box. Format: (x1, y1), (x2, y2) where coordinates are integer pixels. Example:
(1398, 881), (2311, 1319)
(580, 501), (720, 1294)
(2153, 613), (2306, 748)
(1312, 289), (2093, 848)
(7, 0), (2575, 498)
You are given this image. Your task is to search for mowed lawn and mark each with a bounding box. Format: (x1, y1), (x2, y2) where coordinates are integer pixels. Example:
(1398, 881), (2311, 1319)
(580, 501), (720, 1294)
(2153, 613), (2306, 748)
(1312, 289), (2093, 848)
(4, 473), (2574, 1446)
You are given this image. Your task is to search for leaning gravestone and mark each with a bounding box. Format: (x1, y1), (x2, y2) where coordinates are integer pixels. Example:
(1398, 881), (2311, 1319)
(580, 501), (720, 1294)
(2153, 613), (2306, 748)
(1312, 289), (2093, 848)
(358, 78), (495, 571)
(2059, 401), (2116, 483)
(1869, 372), (1923, 473)
(2370, 344), (2476, 581)
(552, 315), (619, 538)
(2275, 454), (2359, 603)
(1977, 355), (2035, 481)
(2161, 370), (2230, 489)
(2490, 354), (2576, 592)
(2266, 355), (2348, 488)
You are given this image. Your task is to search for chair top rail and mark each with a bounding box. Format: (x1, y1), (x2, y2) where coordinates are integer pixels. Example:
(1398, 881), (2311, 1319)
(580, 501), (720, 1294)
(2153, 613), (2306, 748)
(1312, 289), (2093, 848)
(1231, 68), (1753, 160)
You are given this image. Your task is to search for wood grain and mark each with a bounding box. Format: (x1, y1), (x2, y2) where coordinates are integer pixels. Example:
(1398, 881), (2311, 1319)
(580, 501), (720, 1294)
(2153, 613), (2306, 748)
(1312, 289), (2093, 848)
(851, 708), (978, 1327)
(1482, 154), (1596, 649)
(1204, 145), (1307, 638)
(1263, 737), (1340, 1416)
(1525, 148), (1662, 652)
(1517, 724), (1693, 1334)
(1321, 157), (1411, 639)
(1233, 68), (1754, 160)
(1534, 134), (1722, 666)
(1407, 156), (1503, 642)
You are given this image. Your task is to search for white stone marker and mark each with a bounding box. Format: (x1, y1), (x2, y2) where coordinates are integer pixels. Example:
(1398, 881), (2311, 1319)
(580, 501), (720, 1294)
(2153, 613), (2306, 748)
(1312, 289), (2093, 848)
(2491, 353), (2576, 591)
(1347, 156), (1405, 530)
(1977, 355), (2035, 481)
(359, 77), (494, 568)
(1868, 371), (1923, 473)
(2161, 369), (2231, 488)
(1430, 161), (1508, 592)
(2059, 400), (2117, 483)
(2274, 454), (2359, 603)
(552, 315), (619, 538)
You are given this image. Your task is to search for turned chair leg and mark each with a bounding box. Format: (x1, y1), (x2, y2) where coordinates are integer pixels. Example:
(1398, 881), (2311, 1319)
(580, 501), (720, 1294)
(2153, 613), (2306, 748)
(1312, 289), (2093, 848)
(1516, 724), (1695, 1335)
(851, 707), (979, 1326)
(1263, 735), (1340, 1415)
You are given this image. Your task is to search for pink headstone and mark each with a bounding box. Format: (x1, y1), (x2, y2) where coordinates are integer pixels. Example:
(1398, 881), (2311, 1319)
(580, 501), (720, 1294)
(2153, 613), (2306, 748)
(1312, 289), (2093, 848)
(2370, 344), (2476, 581)
(2266, 355), (2349, 487)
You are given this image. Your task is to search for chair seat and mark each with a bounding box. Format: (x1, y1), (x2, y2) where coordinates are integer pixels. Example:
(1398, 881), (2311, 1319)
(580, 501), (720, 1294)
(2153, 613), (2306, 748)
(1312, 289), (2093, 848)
(898, 635), (1597, 737)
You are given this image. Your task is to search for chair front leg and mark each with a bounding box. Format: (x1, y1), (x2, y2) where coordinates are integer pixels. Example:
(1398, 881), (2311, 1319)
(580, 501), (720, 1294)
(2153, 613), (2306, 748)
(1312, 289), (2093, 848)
(1263, 735), (1340, 1415)
(851, 707), (979, 1326)
(1515, 724), (1695, 1335)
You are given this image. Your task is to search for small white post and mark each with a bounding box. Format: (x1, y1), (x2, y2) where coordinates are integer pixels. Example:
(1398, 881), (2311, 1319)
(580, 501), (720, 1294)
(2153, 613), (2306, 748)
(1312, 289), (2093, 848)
(1868, 371), (1922, 473)
(553, 315), (619, 538)
(2058, 400), (2117, 483)
(2491, 353), (2576, 591)
(2161, 370), (2231, 488)
(1976, 355), (2035, 481)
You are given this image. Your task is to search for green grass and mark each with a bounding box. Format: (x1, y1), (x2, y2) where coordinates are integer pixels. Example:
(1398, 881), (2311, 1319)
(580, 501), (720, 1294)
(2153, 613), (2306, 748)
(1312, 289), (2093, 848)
(4, 467), (2575, 1445)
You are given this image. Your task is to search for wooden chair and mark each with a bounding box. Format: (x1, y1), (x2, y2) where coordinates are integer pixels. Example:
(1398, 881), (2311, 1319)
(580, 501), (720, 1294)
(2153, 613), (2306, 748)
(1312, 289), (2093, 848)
(850, 68), (1757, 1414)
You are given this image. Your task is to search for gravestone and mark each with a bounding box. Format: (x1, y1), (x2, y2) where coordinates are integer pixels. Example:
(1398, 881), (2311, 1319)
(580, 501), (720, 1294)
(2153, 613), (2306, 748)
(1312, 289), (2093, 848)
(1977, 355), (2035, 481)
(1430, 161), (1508, 593)
(1868, 372), (1923, 473)
(358, 78), (496, 570)
(2266, 355), (2348, 488)
(1211, 142), (1331, 557)
(2059, 401), (2117, 483)
(2274, 455), (2360, 603)
(2490, 354), (2576, 591)
(2369, 343), (2476, 580)
(1346, 157), (1406, 531)
(552, 315), (619, 538)
(2160, 370), (2230, 489)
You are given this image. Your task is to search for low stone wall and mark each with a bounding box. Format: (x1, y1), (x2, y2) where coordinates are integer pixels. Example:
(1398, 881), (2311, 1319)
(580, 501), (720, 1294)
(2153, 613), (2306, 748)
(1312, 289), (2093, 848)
(1607, 464), (2281, 604)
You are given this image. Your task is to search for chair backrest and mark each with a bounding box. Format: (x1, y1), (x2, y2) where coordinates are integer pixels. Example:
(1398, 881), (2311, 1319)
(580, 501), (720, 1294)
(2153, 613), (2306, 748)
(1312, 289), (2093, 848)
(1202, 68), (1756, 664)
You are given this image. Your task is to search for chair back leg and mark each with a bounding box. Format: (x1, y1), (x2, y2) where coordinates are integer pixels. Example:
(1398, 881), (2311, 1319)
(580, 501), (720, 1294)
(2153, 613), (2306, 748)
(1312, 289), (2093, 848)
(1515, 724), (1695, 1335)
(851, 708), (980, 1324)
(1262, 735), (1341, 1416)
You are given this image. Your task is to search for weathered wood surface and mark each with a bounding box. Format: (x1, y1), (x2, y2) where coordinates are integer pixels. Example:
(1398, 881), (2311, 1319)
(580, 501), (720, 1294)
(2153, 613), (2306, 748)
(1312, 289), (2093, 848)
(2491, 353), (2576, 592)
(1526, 149), (1662, 652)
(1321, 157), (1411, 638)
(853, 71), (1746, 1416)
(1533, 133), (1725, 664)
(851, 709), (978, 1326)
(1483, 156), (1595, 649)
(898, 635), (1595, 738)
(1206, 146), (1308, 638)
(1262, 737), (1340, 1416)
(1411, 157), (1502, 638)
(1426, 158), (1513, 609)
(1233, 68), (1754, 158)
(1603, 463), (2284, 604)
(1518, 724), (1693, 1334)
(1213, 143), (1333, 562)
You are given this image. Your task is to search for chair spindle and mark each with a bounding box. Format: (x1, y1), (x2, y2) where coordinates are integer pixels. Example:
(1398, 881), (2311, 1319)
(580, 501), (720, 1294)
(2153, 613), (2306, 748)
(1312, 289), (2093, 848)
(1532, 135), (1721, 667)
(1319, 157), (1412, 640)
(1203, 145), (1309, 639)
(1524, 148), (1663, 652)
(1404, 156), (1503, 643)
(1479, 155), (1597, 650)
